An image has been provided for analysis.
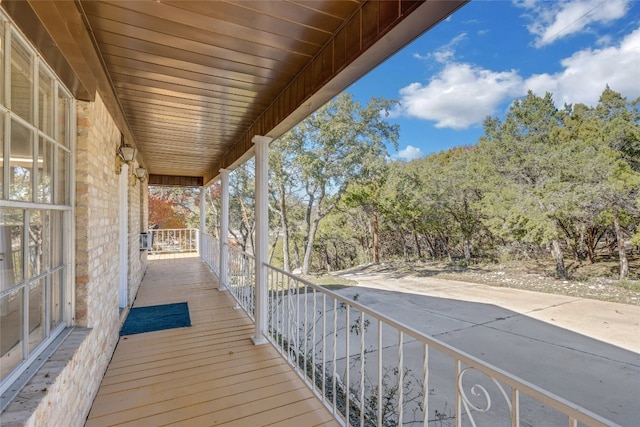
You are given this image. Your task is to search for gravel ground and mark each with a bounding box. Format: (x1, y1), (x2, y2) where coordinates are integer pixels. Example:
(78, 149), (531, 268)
(336, 260), (640, 306)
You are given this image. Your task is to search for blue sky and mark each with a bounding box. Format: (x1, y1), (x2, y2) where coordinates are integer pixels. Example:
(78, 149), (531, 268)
(347, 0), (640, 161)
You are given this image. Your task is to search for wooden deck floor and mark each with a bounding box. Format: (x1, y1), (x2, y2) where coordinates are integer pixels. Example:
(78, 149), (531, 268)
(86, 255), (339, 427)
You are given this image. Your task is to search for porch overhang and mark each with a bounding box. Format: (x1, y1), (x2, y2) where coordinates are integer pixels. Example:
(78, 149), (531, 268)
(3, 0), (468, 185)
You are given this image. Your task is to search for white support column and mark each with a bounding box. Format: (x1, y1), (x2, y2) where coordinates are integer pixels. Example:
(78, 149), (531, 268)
(219, 168), (230, 291)
(199, 186), (205, 261)
(252, 135), (272, 345)
(118, 163), (129, 309)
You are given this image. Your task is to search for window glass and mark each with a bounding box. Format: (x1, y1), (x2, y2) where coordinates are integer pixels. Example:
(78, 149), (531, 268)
(0, 208), (24, 286)
(1, 12), (73, 386)
(38, 69), (54, 137)
(28, 278), (45, 352)
(9, 119), (32, 201)
(0, 288), (24, 378)
(50, 211), (62, 269)
(10, 35), (32, 123)
(37, 137), (53, 203)
(28, 210), (46, 278)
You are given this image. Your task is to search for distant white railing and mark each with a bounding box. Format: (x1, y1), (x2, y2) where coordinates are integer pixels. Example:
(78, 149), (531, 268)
(221, 253), (618, 427)
(149, 228), (198, 254)
(201, 233), (220, 275)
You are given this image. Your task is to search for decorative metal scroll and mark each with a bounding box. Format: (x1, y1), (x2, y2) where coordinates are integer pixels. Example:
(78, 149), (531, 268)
(458, 367), (513, 427)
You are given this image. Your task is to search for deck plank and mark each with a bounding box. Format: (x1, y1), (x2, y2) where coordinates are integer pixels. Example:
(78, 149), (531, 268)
(85, 256), (339, 427)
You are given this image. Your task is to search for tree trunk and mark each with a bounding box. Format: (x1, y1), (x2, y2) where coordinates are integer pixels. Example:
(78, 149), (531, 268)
(278, 183), (291, 272)
(372, 209), (380, 263)
(293, 239), (301, 270)
(463, 238), (472, 262)
(324, 245), (331, 272)
(413, 230), (422, 259)
(401, 234), (409, 262)
(302, 218), (321, 275)
(268, 234), (279, 264)
(584, 226), (602, 264)
(425, 235), (436, 259)
(550, 239), (568, 279)
(613, 206), (629, 279)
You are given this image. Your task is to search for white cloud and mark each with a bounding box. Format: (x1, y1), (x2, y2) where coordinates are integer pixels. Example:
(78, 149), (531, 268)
(395, 63), (525, 129)
(394, 145), (424, 161)
(412, 33), (467, 65)
(516, 0), (630, 47)
(526, 27), (640, 105)
(393, 14), (640, 130)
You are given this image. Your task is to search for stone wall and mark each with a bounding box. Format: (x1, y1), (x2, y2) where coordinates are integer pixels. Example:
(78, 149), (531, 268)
(75, 93), (121, 329)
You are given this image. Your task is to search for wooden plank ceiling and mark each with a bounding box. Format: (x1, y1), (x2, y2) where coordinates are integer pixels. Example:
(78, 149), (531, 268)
(7, 0), (468, 185)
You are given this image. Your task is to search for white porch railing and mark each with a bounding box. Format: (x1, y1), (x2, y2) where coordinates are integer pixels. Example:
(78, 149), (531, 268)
(201, 233), (220, 275)
(217, 247), (618, 427)
(149, 228), (198, 254)
(226, 244), (255, 317)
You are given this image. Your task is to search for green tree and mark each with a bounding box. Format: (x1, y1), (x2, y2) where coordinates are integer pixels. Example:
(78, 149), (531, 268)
(476, 88), (640, 279)
(418, 147), (484, 262)
(269, 137), (303, 271)
(272, 93), (398, 274)
(379, 160), (435, 260)
(589, 88), (640, 278)
(476, 91), (576, 277)
(229, 160), (256, 251)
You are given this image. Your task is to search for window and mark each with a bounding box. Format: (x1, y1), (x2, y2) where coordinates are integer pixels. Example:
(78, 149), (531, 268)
(0, 10), (74, 393)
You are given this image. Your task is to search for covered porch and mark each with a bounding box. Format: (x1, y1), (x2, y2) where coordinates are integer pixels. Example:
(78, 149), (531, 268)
(84, 234), (619, 426)
(86, 255), (338, 427)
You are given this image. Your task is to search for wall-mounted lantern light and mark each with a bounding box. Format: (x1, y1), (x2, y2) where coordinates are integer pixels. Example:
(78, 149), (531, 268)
(135, 167), (147, 181)
(115, 135), (137, 174)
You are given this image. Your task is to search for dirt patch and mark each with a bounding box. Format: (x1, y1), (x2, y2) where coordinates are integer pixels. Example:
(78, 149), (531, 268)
(335, 259), (640, 306)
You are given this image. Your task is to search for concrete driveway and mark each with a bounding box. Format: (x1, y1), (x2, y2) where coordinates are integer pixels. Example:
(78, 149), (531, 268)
(335, 271), (640, 426)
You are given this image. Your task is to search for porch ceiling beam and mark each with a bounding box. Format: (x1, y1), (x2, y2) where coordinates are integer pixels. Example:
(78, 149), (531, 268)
(204, 0), (468, 185)
(148, 174), (203, 188)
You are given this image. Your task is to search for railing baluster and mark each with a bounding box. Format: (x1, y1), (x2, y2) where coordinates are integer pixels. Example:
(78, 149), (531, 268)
(378, 319), (382, 427)
(346, 305), (350, 426)
(233, 262), (620, 427)
(296, 278), (301, 374)
(398, 330), (404, 427)
(304, 281), (309, 384)
(322, 292), (327, 404)
(359, 312), (365, 427)
(276, 270), (281, 350)
(281, 272), (286, 356)
(423, 343), (429, 427)
(312, 288), (317, 393)
(268, 268), (273, 337)
(456, 359), (462, 427)
(332, 298), (338, 418)
(512, 388), (519, 427)
(287, 276), (292, 363)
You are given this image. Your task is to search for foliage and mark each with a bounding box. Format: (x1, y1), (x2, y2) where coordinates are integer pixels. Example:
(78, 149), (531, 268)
(148, 186), (198, 229)
(270, 93), (399, 274)
(150, 87), (639, 281)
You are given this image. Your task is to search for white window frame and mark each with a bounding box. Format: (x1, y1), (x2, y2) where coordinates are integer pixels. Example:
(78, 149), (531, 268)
(0, 9), (75, 397)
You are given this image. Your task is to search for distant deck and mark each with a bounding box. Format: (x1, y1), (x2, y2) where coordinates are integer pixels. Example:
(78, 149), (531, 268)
(86, 255), (339, 427)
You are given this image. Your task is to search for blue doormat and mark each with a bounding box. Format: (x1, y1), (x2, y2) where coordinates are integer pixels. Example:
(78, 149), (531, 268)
(120, 302), (191, 336)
